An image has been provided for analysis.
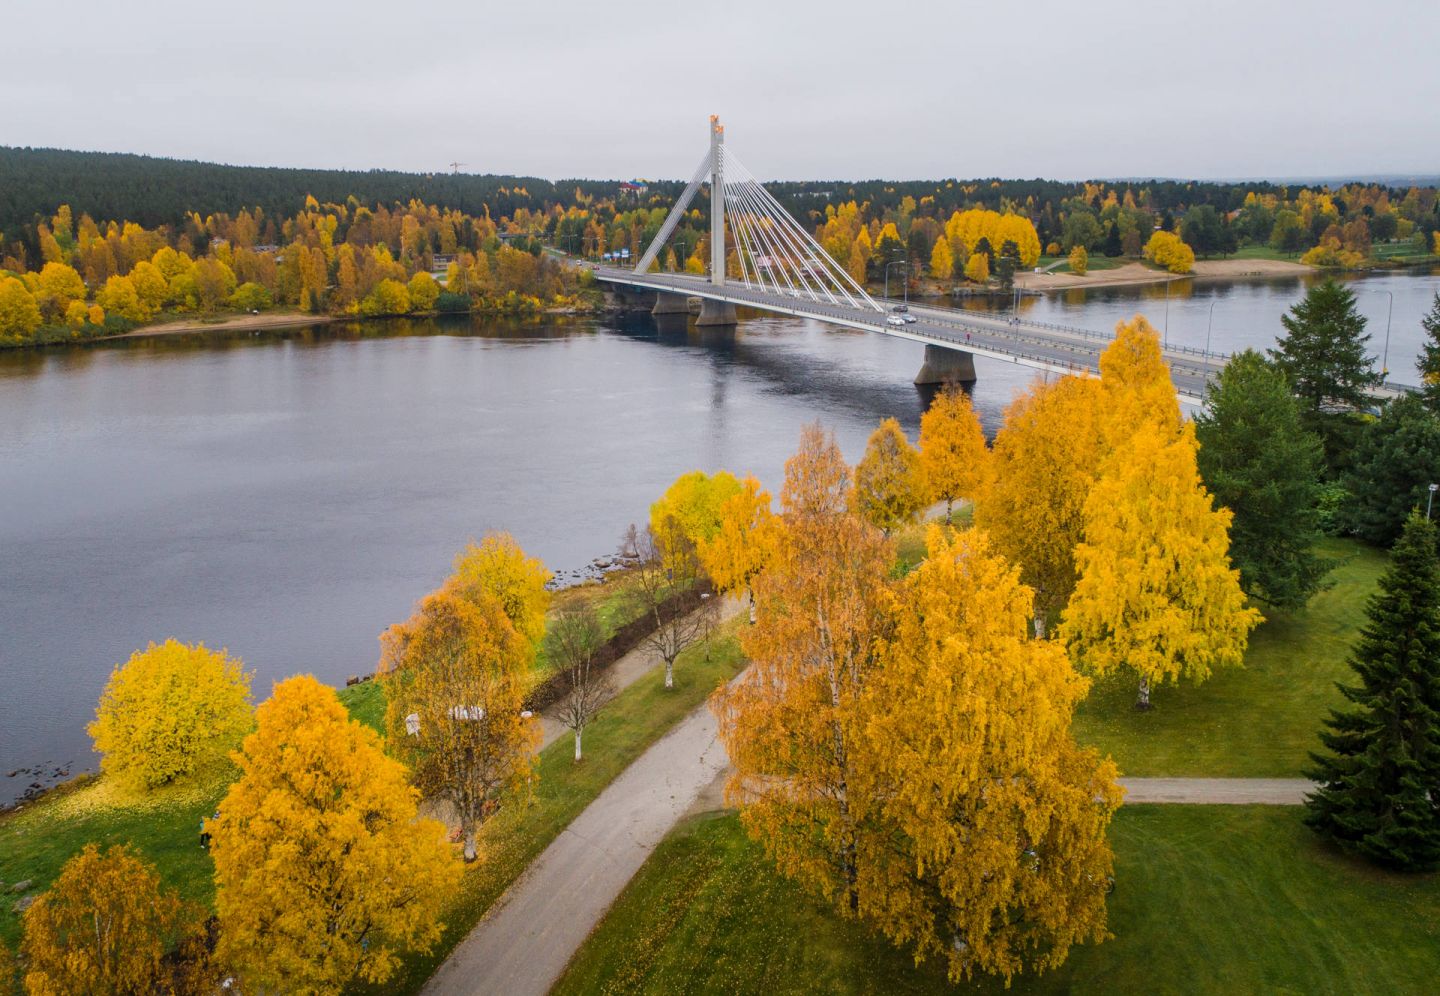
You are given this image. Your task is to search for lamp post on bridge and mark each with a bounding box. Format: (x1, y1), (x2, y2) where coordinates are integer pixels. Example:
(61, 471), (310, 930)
(1205, 297), (1217, 367)
(885, 261), (909, 303)
(1359, 288), (1395, 383)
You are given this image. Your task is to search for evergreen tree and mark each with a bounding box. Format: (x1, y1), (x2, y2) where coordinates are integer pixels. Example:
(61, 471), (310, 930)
(1340, 393), (1440, 546)
(1269, 279), (1380, 471)
(1195, 350), (1331, 609)
(1305, 513), (1440, 872)
(1102, 222), (1123, 258)
(1417, 292), (1440, 414)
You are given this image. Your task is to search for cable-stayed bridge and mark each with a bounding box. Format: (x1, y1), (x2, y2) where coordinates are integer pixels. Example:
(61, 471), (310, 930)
(589, 118), (1402, 404)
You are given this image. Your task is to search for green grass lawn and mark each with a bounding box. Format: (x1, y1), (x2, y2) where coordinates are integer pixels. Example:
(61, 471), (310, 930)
(554, 806), (1440, 996)
(1047, 255), (1129, 274)
(1226, 245), (1304, 263)
(1072, 537), (1385, 777)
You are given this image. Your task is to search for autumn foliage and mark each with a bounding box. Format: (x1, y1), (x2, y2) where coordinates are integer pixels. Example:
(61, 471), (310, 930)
(213, 675), (461, 992)
(88, 638), (253, 790)
(713, 423), (1120, 984)
(21, 844), (202, 996)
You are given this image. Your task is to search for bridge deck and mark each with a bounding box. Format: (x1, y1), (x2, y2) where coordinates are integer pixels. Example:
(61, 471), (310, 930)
(592, 267), (1412, 405)
(594, 267), (1221, 400)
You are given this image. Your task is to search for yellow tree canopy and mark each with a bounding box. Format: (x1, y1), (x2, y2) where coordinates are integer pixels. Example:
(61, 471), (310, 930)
(964, 252), (990, 284)
(88, 639), (253, 790)
(918, 388), (989, 522)
(213, 675), (461, 991)
(974, 376), (1107, 634)
(1061, 421), (1261, 706)
(929, 235), (954, 280)
(858, 527), (1121, 983)
(650, 469), (744, 549)
(22, 844), (196, 996)
(851, 417), (927, 535)
(447, 532), (552, 648)
(1099, 315), (1181, 442)
(697, 474), (779, 601)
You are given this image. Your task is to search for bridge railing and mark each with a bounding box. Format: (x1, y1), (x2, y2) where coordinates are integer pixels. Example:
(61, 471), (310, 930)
(1014, 318), (1230, 363)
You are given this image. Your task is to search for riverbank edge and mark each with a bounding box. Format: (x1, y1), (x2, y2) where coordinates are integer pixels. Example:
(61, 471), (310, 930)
(0, 301), (609, 352)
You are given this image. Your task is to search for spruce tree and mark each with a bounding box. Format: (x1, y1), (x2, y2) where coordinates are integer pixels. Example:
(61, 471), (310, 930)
(1269, 279), (1379, 472)
(1195, 350), (1331, 609)
(1305, 513), (1440, 871)
(1417, 292), (1440, 414)
(1102, 222), (1123, 258)
(1340, 393), (1440, 546)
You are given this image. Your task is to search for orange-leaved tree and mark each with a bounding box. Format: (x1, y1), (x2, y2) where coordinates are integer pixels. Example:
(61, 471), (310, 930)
(918, 387), (989, 523)
(88, 639), (253, 790)
(852, 417), (927, 536)
(712, 423), (894, 912)
(381, 588), (539, 860)
(22, 844), (205, 996)
(213, 675), (461, 991)
(858, 526), (1121, 983)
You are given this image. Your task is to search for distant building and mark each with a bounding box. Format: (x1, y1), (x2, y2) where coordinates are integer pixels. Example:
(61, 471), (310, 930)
(620, 180), (650, 197)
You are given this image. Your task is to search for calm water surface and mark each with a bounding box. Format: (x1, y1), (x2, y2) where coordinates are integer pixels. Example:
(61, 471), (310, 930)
(2, 268), (1438, 803)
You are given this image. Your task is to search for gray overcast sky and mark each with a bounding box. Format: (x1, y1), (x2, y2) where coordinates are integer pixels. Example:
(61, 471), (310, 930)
(4, 0), (1437, 183)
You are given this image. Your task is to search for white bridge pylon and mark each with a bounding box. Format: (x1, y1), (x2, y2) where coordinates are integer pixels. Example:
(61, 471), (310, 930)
(634, 116), (883, 314)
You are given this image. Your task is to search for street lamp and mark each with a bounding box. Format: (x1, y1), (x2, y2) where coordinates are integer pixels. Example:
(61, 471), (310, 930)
(1428, 483), (1437, 520)
(1204, 297), (1217, 365)
(885, 260), (909, 302)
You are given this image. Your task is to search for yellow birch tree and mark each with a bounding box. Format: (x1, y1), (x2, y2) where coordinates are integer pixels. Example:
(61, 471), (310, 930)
(447, 532), (552, 649)
(852, 417), (927, 535)
(697, 474), (780, 623)
(918, 387), (989, 523)
(22, 845), (199, 996)
(1061, 421), (1261, 707)
(857, 527), (1121, 983)
(381, 589), (539, 861)
(974, 376), (1108, 636)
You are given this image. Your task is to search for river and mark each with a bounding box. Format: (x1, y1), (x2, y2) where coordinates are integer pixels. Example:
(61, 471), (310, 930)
(2, 268), (1438, 804)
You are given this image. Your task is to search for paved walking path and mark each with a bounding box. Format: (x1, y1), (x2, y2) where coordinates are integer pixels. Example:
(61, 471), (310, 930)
(1118, 777), (1313, 804)
(423, 693), (732, 996)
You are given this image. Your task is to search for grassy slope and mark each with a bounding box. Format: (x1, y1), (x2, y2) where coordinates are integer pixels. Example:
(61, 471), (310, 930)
(1071, 537), (1385, 777)
(555, 807), (1440, 996)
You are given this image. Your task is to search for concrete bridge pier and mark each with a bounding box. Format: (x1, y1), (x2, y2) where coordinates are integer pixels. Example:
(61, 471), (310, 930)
(695, 299), (738, 327)
(651, 292), (691, 316)
(914, 343), (977, 386)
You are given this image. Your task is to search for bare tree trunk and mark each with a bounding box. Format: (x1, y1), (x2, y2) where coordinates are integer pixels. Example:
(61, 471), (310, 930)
(574, 726), (583, 762)
(1033, 615), (1046, 639)
(664, 657), (674, 689)
(747, 587), (757, 625)
(1136, 676), (1151, 710)
(462, 821), (478, 863)
(945, 497), (953, 524)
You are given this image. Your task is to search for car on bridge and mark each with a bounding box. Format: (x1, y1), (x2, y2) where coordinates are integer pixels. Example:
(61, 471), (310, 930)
(885, 315), (907, 327)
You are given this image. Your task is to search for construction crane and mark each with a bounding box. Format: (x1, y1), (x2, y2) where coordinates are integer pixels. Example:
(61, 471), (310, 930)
(448, 161), (466, 174)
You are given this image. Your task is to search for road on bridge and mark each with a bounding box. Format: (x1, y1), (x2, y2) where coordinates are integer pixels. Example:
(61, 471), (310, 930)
(592, 267), (1224, 401)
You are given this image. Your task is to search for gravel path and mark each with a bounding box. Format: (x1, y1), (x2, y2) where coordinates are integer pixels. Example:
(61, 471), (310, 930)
(422, 694), (732, 996)
(1118, 777), (1313, 804)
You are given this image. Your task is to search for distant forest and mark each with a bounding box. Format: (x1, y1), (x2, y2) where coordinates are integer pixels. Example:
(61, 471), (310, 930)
(3, 146), (1437, 272)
